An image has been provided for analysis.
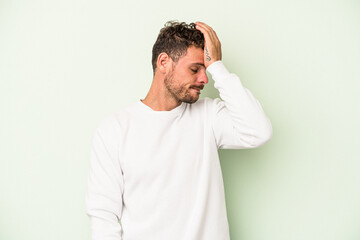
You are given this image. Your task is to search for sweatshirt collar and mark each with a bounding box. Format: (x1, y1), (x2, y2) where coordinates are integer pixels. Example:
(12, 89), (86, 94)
(137, 99), (186, 116)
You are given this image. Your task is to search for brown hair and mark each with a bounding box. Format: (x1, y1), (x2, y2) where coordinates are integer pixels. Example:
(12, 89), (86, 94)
(152, 21), (205, 72)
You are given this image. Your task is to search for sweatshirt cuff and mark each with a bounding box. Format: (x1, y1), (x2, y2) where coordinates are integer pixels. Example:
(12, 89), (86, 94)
(206, 61), (230, 79)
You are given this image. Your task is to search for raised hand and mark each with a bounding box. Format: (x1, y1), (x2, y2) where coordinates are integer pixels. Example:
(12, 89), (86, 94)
(195, 21), (222, 68)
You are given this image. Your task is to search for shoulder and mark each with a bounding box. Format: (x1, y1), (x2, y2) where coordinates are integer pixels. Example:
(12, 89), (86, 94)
(191, 97), (214, 107)
(93, 113), (121, 140)
(192, 97), (222, 109)
(94, 101), (137, 136)
(187, 97), (223, 116)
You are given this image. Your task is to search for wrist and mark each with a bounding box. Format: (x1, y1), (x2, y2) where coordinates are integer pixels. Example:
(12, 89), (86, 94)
(206, 61), (230, 79)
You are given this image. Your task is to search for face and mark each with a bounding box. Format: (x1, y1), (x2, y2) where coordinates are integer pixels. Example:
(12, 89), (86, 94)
(164, 46), (208, 104)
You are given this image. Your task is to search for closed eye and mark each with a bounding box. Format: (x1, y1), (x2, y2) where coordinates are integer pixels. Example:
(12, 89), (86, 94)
(191, 68), (199, 73)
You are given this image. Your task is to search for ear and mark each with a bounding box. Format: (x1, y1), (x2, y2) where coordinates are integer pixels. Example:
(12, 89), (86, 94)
(156, 52), (172, 74)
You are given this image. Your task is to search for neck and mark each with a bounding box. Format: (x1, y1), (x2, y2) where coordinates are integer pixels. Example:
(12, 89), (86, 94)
(141, 75), (181, 111)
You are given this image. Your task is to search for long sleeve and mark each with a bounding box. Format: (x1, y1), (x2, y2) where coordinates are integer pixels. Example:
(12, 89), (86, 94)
(207, 61), (273, 149)
(85, 115), (124, 240)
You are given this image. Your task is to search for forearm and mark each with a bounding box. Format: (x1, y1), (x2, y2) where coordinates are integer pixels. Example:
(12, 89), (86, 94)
(207, 61), (273, 148)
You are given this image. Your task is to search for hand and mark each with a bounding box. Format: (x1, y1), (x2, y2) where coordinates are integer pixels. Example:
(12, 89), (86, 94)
(195, 21), (222, 68)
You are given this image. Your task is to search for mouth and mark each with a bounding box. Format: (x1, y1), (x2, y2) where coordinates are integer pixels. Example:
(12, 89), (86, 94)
(190, 86), (203, 94)
(191, 88), (200, 93)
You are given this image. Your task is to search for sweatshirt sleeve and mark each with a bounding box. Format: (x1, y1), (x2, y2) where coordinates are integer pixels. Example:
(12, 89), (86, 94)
(85, 115), (124, 240)
(206, 61), (273, 149)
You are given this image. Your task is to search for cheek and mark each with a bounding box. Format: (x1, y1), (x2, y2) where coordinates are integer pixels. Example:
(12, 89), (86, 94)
(175, 73), (191, 86)
(172, 70), (194, 88)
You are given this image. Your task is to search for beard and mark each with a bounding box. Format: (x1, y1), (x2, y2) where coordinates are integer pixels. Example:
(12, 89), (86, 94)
(164, 70), (200, 104)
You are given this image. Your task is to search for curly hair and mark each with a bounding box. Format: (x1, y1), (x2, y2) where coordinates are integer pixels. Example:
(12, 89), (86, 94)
(151, 21), (205, 72)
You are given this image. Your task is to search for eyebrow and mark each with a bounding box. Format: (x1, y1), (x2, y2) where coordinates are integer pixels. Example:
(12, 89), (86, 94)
(190, 63), (205, 68)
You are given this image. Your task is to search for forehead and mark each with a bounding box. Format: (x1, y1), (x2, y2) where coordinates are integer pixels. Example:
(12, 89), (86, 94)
(177, 46), (204, 65)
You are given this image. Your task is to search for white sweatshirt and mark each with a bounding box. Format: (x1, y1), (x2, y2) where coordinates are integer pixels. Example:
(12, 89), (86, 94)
(85, 61), (273, 240)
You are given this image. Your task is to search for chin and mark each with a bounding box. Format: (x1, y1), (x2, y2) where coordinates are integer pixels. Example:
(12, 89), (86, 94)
(181, 96), (199, 104)
(179, 89), (200, 104)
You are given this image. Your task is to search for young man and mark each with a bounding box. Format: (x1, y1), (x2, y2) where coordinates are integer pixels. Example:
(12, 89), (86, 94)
(86, 21), (272, 240)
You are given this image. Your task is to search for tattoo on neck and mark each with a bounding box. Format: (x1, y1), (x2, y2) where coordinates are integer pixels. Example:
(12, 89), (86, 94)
(205, 48), (211, 62)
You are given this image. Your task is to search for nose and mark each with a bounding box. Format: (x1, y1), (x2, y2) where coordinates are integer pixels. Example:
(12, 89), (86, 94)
(198, 70), (208, 85)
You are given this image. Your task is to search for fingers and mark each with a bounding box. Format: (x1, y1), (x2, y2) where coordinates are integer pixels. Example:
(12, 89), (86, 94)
(195, 21), (219, 43)
(195, 21), (221, 53)
(195, 21), (222, 66)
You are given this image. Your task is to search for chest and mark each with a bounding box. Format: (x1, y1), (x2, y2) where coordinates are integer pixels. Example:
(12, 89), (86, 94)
(118, 115), (211, 183)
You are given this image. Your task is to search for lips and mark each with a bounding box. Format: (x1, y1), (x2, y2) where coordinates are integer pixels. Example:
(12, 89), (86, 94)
(192, 88), (200, 93)
(190, 85), (203, 92)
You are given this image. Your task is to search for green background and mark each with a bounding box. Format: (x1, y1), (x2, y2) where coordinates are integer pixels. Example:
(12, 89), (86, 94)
(1, 0), (359, 239)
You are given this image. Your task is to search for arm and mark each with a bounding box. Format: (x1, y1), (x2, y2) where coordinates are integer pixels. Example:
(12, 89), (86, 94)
(85, 115), (124, 239)
(207, 61), (273, 149)
(196, 22), (272, 149)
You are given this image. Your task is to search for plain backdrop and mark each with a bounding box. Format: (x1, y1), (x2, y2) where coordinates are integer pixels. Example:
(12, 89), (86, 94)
(0, 0), (359, 239)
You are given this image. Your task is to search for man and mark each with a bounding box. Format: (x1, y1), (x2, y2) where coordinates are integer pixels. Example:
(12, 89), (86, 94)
(86, 21), (272, 240)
